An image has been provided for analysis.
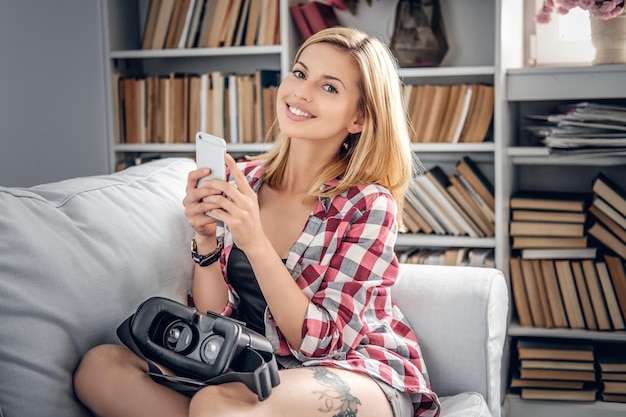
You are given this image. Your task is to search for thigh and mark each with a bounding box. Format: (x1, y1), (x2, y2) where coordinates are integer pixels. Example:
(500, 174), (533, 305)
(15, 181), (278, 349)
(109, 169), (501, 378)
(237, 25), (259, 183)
(189, 366), (394, 417)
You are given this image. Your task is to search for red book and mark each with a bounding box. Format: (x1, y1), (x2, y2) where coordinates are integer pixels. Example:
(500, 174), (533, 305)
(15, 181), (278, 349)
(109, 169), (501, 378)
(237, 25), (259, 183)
(289, 3), (313, 41)
(300, 1), (341, 35)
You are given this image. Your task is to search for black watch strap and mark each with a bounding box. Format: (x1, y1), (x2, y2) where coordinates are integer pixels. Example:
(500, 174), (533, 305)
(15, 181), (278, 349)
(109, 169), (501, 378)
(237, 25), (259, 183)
(191, 239), (222, 267)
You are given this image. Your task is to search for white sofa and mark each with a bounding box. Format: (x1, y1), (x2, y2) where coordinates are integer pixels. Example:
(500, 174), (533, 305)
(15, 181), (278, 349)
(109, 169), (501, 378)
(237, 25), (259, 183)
(0, 158), (508, 417)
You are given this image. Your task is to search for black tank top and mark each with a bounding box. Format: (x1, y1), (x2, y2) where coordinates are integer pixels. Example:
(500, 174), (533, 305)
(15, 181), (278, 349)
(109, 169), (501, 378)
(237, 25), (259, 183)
(226, 245), (269, 334)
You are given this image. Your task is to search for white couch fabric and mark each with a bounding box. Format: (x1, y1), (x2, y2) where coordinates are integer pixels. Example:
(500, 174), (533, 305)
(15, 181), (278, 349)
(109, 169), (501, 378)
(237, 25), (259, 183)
(0, 158), (507, 417)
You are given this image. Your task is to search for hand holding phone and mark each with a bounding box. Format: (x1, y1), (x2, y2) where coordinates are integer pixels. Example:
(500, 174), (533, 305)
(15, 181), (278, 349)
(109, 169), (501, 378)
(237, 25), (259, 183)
(195, 132), (226, 219)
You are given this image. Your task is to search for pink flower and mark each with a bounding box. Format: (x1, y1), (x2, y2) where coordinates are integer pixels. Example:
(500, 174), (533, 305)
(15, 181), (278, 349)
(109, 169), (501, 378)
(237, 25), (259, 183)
(536, 0), (625, 22)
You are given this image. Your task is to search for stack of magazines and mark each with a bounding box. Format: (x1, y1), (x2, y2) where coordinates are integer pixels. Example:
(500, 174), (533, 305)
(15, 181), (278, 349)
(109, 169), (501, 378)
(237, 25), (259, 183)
(526, 102), (626, 157)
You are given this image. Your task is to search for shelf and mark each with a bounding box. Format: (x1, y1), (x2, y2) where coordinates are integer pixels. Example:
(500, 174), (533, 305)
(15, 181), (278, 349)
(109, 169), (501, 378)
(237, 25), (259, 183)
(114, 143), (273, 154)
(396, 234), (495, 248)
(505, 394), (626, 417)
(506, 65), (626, 101)
(508, 147), (626, 166)
(109, 45), (283, 59)
(508, 322), (626, 342)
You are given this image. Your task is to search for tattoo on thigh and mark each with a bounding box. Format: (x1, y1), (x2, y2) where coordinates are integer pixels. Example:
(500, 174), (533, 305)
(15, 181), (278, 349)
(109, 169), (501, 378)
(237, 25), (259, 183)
(311, 368), (362, 417)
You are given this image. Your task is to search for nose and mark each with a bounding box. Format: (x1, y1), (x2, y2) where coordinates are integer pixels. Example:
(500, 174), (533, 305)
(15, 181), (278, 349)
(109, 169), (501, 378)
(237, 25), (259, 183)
(293, 79), (312, 101)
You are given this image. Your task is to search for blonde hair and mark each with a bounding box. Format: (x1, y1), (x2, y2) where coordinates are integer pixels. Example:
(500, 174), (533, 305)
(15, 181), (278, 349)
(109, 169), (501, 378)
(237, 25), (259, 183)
(257, 27), (414, 218)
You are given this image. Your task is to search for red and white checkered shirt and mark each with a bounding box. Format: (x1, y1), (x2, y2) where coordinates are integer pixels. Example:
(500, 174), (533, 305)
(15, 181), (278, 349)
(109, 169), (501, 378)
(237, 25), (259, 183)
(216, 160), (440, 416)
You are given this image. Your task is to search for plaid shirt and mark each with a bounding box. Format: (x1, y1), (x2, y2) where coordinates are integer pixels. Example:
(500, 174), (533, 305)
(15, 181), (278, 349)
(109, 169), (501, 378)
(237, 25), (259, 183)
(216, 160), (440, 416)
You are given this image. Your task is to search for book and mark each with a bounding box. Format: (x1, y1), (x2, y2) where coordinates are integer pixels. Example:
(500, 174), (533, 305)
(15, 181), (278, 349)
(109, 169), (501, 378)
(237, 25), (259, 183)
(603, 381), (626, 394)
(516, 339), (594, 362)
(520, 247), (597, 260)
(604, 254), (626, 321)
(509, 221), (584, 237)
(602, 372), (626, 381)
(289, 3), (313, 41)
(421, 85), (450, 142)
(519, 368), (596, 382)
(596, 261), (626, 330)
(597, 344), (626, 373)
(592, 172), (626, 219)
(589, 204), (626, 244)
(520, 259), (547, 327)
(177, 0), (198, 48)
(520, 359), (595, 371)
(511, 209), (586, 223)
(449, 84), (474, 144)
(512, 236), (588, 249)
(539, 260), (569, 328)
(456, 156), (495, 211)
(459, 84), (494, 143)
(452, 173), (495, 223)
(244, 0), (263, 46)
(253, 69), (281, 142)
(571, 261), (598, 330)
(196, 0), (219, 47)
(185, 0), (206, 48)
(257, 0), (280, 46)
(404, 187), (446, 235)
(142, 0), (163, 50)
(510, 257), (533, 327)
(413, 175), (463, 236)
(591, 196), (626, 232)
(581, 259), (612, 330)
(510, 378), (585, 390)
(602, 393), (626, 403)
(531, 259), (554, 328)
(300, 1), (341, 35)
(521, 388), (597, 402)
(163, 0), (190, 49)
(437, 84), (462, 143)
(555, 260), (586, 329)
(510, 191), (589, 212)
(222, 0), (244, 47)
(588, 221), (626, 259)
(151, 0), (177, 49)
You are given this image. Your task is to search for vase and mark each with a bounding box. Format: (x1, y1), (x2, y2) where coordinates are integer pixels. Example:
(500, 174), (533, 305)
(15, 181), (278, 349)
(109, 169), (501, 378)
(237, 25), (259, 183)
(389, 0), (448, 67)
(590, 13), (626, 65)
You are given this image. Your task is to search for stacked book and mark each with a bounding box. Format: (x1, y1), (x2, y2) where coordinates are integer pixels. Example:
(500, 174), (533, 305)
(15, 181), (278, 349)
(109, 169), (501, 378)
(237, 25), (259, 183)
(525, 102), (626, 157)
(587, 173), (626, 260)
(402, 156), (495, 237)
(511, 339), (597, 402)
(597, 344), (626, 403)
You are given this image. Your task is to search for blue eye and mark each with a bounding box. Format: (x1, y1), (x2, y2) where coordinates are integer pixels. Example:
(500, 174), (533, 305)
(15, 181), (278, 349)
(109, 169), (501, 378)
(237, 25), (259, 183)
(323, 84), (338, 94)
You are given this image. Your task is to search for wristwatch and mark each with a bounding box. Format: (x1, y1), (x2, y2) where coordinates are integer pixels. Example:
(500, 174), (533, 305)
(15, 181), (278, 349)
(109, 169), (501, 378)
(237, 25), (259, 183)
(191, 239), (222, 267)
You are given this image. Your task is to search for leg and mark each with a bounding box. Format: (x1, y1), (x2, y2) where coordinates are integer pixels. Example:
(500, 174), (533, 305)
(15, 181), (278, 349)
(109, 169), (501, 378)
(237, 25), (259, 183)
(188, 366), (395, 417)
(73, 344), (190, 417)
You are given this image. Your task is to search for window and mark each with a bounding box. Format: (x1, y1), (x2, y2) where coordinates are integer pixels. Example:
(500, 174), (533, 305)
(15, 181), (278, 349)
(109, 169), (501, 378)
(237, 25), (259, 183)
(528, 0), (595, 66)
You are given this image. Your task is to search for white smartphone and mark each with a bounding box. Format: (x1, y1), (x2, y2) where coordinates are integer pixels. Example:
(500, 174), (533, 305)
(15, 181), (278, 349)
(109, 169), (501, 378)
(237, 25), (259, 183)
(195, 132), (226, 188)
(195, 132), (226, 219)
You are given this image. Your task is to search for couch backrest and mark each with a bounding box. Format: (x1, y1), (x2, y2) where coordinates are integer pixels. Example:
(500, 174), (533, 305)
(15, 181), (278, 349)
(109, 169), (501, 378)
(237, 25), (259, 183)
(393, 263), (508, 417)
(0, 158), (196, 417)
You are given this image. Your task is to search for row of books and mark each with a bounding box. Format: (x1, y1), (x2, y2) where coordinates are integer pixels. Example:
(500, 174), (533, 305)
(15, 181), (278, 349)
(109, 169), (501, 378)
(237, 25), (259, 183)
(402, 156), (495, 237)
(114, 69), (281, 145)
(510, 255), (626, 331)
(289, 1), (341, 41)
(403, 83), (494, 143)
(141, 0), (279, 50)
(511, 338), (626, 403)
(396, 247), (495, 268)
(525, 102), (626, 158)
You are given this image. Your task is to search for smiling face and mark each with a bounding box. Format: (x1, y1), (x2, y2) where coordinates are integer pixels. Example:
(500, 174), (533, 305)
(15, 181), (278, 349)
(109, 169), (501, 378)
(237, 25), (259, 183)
(276, 42), (364, 146)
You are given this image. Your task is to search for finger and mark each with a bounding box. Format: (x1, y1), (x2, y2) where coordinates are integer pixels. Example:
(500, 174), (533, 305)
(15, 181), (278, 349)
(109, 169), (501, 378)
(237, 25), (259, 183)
(224, 155), (254, 196)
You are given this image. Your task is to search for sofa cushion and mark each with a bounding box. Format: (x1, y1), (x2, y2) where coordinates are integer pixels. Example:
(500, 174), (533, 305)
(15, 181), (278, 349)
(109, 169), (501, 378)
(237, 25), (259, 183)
(0, 158), (196, 417)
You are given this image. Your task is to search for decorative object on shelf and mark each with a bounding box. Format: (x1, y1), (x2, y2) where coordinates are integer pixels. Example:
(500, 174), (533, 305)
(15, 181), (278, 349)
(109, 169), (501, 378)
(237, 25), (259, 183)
(389, 0), (448, 67)
(590, 12), (626, 64)
(535, 1), (626, 65)
(321, 0), (375, 16)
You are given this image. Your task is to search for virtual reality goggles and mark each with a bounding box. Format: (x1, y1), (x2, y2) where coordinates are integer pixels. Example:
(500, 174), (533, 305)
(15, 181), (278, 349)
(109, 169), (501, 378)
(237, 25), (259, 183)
(116, 297), (280, 401)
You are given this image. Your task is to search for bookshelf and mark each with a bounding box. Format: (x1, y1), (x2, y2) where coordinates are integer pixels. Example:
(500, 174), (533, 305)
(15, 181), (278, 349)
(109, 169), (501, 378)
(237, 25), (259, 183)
(501, 1), (626, 416)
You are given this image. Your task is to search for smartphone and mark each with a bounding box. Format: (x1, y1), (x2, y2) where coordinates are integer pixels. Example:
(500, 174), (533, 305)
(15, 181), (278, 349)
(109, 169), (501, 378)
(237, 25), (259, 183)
(195, 132), (226, 219)
(195, 132), (226, 188)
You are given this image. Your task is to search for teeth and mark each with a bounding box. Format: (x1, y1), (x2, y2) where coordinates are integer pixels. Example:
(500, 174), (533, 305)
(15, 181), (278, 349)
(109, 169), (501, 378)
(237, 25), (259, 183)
(289, 105), (312, 118)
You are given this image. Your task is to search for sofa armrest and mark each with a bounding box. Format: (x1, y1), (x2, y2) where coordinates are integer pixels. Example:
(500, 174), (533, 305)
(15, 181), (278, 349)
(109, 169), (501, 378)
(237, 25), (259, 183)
(393, 263), (508, 417)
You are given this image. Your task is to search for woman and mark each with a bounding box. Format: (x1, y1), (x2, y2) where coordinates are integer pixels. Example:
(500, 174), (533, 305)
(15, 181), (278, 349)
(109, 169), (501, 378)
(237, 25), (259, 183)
(73, 27), (440, 417)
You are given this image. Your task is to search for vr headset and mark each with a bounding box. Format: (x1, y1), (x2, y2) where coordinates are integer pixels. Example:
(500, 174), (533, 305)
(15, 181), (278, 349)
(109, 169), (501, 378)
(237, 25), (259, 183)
(116, 297), (280, 401)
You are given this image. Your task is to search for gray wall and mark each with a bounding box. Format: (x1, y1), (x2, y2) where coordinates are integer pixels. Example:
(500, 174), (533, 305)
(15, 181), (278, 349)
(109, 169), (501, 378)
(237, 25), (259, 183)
(0, 0), (109, 187)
